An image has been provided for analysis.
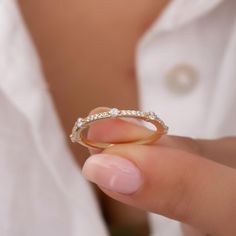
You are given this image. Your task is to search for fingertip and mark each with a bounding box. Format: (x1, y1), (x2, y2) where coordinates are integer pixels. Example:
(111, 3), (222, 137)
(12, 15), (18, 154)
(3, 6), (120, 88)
(82, 153), (143, 194)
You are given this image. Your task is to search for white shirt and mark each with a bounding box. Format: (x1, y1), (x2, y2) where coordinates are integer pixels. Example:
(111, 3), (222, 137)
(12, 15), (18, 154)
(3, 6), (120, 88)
(137, 0), (236, 235)
(0, 0), (108, 235)
(0, 0), (235, 235)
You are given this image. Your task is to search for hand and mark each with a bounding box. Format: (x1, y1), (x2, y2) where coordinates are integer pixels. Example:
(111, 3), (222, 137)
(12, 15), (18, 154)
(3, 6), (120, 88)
(82, 107), (236, 236)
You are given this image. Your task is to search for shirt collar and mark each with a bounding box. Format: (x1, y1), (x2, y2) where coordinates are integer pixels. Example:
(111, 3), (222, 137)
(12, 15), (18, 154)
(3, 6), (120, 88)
(0, 0), (48, 125)
(138, 0), (225, 50)
(148, 0), (224, 34)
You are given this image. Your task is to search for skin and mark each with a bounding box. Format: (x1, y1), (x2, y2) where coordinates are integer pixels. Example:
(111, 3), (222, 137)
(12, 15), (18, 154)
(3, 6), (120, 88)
(84, 107), (236, 236)
(18, 0), (168, 234)
(20, 1), (235, 235)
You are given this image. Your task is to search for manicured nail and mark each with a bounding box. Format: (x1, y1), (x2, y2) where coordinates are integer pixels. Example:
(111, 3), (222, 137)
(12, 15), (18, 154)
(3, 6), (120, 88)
(119, 117), (143, 126)
(82, 154), (143, 194)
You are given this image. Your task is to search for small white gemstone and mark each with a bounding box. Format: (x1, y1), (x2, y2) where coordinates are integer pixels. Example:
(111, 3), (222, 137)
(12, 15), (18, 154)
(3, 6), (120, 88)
(77, 118), (84, 128)
(103, 112), (109, 117)
(77, 118), (83, 122)
(140, 112), (146, 117)
(101, 112), (108, 117)
(70, 134), (75, 142)
(110, 108), (120, 117)
(148, 111), (157, 120)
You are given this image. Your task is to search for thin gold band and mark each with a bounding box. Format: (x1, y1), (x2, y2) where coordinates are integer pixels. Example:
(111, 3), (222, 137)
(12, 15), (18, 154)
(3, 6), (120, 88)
(70, 108), (168, 150)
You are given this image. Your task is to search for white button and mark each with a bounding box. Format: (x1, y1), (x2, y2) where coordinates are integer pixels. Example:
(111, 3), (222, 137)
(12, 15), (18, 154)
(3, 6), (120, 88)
(164, 64), (198, 95)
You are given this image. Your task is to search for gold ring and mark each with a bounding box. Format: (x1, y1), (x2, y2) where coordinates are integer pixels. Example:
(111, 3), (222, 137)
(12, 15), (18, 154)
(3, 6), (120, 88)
(70, 108), (168, 150)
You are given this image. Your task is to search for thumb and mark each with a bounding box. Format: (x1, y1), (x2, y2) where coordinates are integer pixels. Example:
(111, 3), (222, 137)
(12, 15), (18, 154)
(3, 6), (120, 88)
(87, 106), (153, 155)
(82, 144), (236, 235)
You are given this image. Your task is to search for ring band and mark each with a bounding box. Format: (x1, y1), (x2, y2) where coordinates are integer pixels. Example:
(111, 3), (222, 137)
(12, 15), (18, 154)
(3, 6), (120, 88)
(70, 108), (168, 150)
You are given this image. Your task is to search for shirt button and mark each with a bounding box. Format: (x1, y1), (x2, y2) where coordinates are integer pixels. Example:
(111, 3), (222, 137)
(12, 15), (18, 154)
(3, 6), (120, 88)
(164, 64), (198, 95)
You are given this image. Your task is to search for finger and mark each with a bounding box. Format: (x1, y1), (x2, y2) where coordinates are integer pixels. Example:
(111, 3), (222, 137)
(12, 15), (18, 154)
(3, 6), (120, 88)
(87, 109), (236, 167)
(82, 144), (236, 235)
(87, 106), (153, 155)
(87, 108), (203, 158)
(197, 137), (236, 168)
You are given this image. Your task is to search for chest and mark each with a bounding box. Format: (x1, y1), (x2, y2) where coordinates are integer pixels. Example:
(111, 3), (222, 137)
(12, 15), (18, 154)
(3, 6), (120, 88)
(19, 0), (168, 162)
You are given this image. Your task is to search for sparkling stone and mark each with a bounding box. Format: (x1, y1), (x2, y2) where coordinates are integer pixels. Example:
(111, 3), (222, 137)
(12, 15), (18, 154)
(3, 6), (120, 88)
(148, 111), (157, 120)
(140, 112), (145, 117)
(102, 112), (108, 117)
(110, 108), (119, 117)
(70, 134), (75, 142)
(77, 118), (84, 128)
(89, 115), (94, 121)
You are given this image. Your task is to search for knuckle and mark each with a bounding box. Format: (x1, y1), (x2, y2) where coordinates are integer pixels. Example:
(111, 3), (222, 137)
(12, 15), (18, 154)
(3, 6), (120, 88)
(162, 136), (202, 155)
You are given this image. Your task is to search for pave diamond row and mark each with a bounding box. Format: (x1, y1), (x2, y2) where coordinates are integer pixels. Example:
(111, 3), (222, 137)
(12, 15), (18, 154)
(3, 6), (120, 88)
(76, 109), (161, 127)
(70, 108), (168, 142)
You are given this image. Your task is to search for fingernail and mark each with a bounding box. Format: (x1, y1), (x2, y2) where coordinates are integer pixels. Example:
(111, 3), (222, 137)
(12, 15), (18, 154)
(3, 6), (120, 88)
(119, 117), (143, 126)
(82, 154), (143, 194)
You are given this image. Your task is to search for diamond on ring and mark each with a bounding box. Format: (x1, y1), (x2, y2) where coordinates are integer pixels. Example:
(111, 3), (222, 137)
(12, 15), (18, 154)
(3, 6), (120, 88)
(110, 108), (120, 117)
